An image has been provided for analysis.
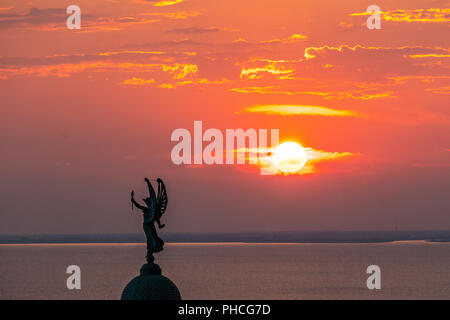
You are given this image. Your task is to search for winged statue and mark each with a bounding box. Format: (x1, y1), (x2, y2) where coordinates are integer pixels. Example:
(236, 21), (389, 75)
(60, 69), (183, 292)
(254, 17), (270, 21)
(131, 177), (168, 263)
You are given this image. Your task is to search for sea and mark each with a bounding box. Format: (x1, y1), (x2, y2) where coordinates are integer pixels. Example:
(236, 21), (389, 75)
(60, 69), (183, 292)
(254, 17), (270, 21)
(0, 241), (449, 299)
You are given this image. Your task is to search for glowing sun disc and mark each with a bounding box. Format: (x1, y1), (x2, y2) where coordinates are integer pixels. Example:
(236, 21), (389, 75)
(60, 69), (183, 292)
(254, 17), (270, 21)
(272, 142), (307, 173)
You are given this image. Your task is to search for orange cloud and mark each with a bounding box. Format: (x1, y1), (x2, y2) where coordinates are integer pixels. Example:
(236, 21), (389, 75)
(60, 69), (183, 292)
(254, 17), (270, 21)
(140, 11), (201, 19)
(157, 77), (230, 89)
(120, 77), (156, 86)
(260, 33), (308, 43)
(152, 0), (185, 7)
(240, 63), (295, 80)
(0, 50), (199, 79)
(327, 91), (395, 100)
(304, 44), (450, 61)
(254, 146), (359, 176)
(230, 86), (395, 100)
(162, 63), (198, 79)
(0, 62), (108, 78)
(337, 21), (355, 30)
(425, 86), (450, 94)
(406, 54), (450, 58)
(98, 50), (166, 56)
(349, 8), (450, 23)
(240, 105), (359, 117)
(295, 149), (359, 176)
(0, 7), (190, 32)
(230, 86), (304, 95)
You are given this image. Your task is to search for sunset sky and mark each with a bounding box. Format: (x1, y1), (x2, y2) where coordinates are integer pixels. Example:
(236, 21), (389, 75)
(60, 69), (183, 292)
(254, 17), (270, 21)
(0, 0), (449, 235)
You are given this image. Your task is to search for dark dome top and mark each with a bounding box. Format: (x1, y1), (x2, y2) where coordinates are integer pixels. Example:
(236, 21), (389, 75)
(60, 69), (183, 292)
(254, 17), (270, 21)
(121, 263), (181, 300)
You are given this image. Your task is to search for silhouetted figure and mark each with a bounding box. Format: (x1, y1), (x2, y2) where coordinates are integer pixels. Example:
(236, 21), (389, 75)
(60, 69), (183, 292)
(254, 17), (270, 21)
(122, 176), (180, 300)
(131, 177), (168, 262)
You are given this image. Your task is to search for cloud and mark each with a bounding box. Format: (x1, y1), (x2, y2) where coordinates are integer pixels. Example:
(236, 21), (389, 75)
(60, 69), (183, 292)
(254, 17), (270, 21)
(293, 149), (360, 176)
(386, 75), (450, 96)
(0, 62), (104, 78)
(230, 86), (395, 100)
(230, 86), (301, 95)
(246, 146), (360, 176)
(0, 7), (165, 31)
(406, 54), (450, 58)
(425, 86), (450, 94)
(167, 26), (238, 34)
(140, 11), (200, 19)
(303, 45), (450, 62)
(349, 8), (450, 23)
(120, 77), (156, 86)
(0, 7), (67, 30)
(240, 64), (295, 79)
(2, 36), (448, 104)
(0, 51), (199, 86)
(240, 105), (359, 117)
(0, 49), (233, 89)
(150, 77), (230, 89)
(151, 0), (185, 7)
(235, 45), (450, 88)
(120, 74), (230, 88)
(260, 33), (307, 44)
(337, 21), (355, 30)
(167, 26), (220, 34)
(162, 63), (198, 79)
(0, 49), (194, 67)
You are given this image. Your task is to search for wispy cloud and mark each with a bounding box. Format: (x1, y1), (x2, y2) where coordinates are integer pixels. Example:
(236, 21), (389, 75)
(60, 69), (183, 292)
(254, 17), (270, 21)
(252, 146), (360, 176)
(151, 0), (185, 7)
(167, 26), (238, 34)
(240, 64), (295, 79)
(0, 50), (197, 77)
(260, 33), (307, 44)
(140, 11), (200, 19)
(349, 8), (450, 23)
(162, 63), (198, 79)
(240, 105), (359, 117)
(425, 86), (450, 94)
(0, 7), (160, 31)
(230, 86), (395, 100)
(120, 77), (155, 86)
(292, 149), (360, 176)
(406, 54), (450, 58)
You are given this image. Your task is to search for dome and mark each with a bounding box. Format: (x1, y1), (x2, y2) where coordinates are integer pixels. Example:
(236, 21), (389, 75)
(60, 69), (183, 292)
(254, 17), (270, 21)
(121, 263), (181, 300)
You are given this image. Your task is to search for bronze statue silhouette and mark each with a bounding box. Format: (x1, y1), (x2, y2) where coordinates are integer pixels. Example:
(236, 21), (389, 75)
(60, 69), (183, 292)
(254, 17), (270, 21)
(131, 177), (168, 262)
(122, 177), (181, 300)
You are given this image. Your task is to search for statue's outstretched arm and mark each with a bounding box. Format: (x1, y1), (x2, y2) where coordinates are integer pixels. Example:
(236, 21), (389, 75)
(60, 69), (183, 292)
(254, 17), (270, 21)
(131, 191), (146, 210)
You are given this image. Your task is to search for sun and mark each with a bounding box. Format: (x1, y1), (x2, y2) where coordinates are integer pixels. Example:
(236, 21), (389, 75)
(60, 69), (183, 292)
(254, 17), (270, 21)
(272, 142), (308, 173)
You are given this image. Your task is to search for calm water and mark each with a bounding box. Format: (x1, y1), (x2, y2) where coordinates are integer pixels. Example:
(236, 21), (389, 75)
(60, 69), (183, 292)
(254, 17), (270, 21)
(0, 242), (449, 299)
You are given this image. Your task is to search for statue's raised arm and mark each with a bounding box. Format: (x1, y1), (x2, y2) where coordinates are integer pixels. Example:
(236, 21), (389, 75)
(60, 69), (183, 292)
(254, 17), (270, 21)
(131, 190), (146, 211)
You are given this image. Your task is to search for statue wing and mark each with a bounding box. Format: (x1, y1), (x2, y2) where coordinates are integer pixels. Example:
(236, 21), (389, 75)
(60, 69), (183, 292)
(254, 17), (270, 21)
(156, 179), (168, 220)
(148, 181), (157, 220)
